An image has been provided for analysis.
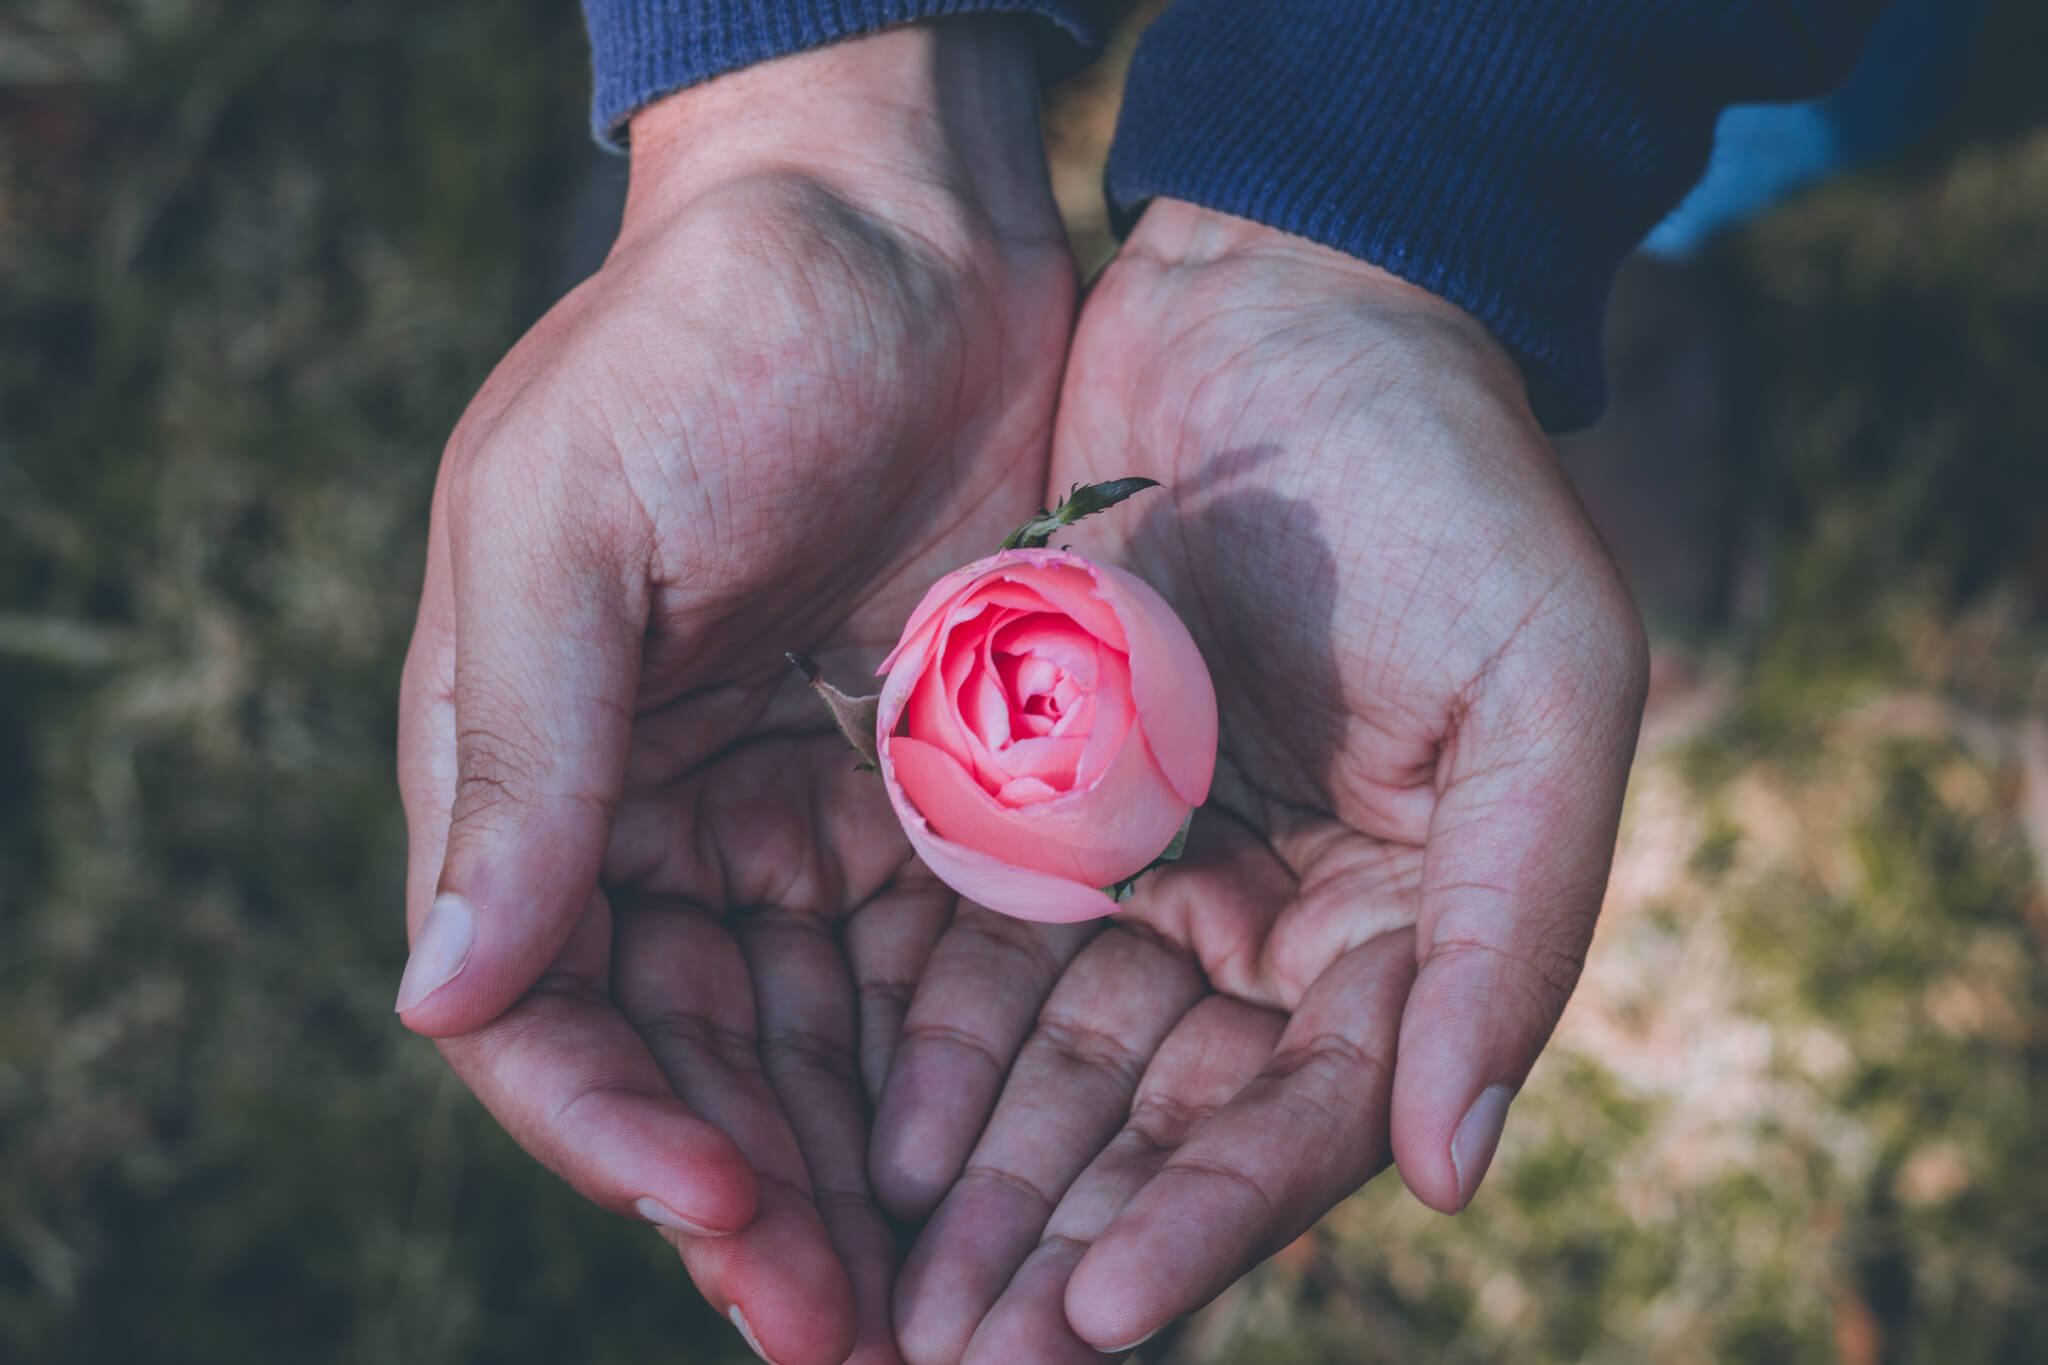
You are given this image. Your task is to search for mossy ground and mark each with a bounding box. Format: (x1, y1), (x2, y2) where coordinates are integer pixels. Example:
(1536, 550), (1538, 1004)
(4, 3), (2045, 1362)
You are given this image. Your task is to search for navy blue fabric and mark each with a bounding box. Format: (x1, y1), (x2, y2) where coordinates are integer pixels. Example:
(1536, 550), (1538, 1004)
(582, 1), (1106, 146)
(583, 0), (1889, 429)
(1106, 2), (1886, 427)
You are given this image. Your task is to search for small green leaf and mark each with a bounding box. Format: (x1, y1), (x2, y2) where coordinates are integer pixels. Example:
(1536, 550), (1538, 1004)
(787, 652), (882, 773)
(1001, 477), (1162, 551)
(1155, 810), (1193, 865)
(1098, 810), (1196, 903)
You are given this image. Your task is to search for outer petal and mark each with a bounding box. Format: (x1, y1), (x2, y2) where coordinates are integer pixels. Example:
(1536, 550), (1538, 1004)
(888, 731), (1189, 889)
(1087, 561), (1218, 808)
(877, 738), (1120, 924)
(878, 549), (1130, 678)
(988, 554), (1128, 652)
(878, 559), (995, 676)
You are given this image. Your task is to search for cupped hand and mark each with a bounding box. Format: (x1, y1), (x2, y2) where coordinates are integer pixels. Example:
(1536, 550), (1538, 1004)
(393, 24), (1073, 1365)
(872, 199), (1649, 1362)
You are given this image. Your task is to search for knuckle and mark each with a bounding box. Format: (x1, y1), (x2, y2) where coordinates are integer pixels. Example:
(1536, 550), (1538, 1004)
(960, 1162), (1057, 1216)
(1161, 1153), (1277, 1225)
(635, 1008), (756, 1073)
(1032, 1014), (1148, 1089)
(896, 1019), (1009, 1079)
(953, 911), (1091, 986)
(1262, 1033), (1388, 1133)
(449, 716), (546, 824)
(1127, 1092), (1213, 1151)
(758, 1025), (860, 1089)
(1429, 932), (1585, 1024)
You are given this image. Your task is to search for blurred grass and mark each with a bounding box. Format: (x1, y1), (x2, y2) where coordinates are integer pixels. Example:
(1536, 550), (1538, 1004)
(3, 3), (752, 1361)
(3, 1), (2047, 1363)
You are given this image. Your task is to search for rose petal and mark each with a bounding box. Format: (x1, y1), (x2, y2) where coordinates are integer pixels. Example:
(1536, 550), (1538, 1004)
(879, 737), (1120, 924)
(873, 547), (1214, 929)
(1045, 686), (1093, 741)
(881, 550), (1132, 671)
(880, 740), (1138, 925)
(992, 556), (1129, 653)
(889, 733), (1188, 889)
(991, 614), (1103, 687)
(879, 564), (983, 678)
(1087, 561), (1217, 807)
(997, 775), (1060, 805)
(996, 735), (1087, 790)
(907, 648), (981, 782)
(904, 822), (1120, 922)
(959, 653), (1012, 751)
(1072, 642), (1132, 788)
(907, 613), (1006, 792)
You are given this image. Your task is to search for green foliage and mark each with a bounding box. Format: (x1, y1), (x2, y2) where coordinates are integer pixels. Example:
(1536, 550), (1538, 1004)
(0, 2), (747, 1360)
(999, 477), (1161, 550)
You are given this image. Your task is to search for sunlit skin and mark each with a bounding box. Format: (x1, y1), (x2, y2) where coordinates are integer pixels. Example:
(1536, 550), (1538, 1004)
(871, 201), (1648, 1362)
(395, 21), (1648, 1365)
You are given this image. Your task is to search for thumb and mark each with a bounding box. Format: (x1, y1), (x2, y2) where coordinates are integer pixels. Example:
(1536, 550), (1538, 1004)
(1390, 596), (1647, 1213)
(397, 467), (649, 1037)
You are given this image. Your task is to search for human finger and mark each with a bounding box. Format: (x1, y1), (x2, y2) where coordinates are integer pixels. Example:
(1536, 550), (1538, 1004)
(397, 449), (652, 1038)
(613, 896), (860, 1365)
(432, 892), (760, 1240)
(841, 873), (957, 1104)
(869, 908), (1098, 1220)
(1063, 929), (1415, 1354)
(959, 996), (1285, 1365)
(893, 926), (1205, 1364)
(1389, 610), (1645, 1213)
(737, 905), (912, 1364)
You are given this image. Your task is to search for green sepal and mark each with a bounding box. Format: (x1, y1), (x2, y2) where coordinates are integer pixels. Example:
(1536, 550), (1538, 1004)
(1101, 809), (1195, 903)
(1001, 478), (1161, 551)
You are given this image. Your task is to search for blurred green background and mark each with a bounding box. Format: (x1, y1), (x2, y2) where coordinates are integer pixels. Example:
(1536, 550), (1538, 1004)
(3, 2), (2046, 1362)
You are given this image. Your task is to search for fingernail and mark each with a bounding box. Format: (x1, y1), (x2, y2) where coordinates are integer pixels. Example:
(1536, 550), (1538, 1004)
(634, 1196), (723, 1238)
(1101, 1324), (1164, 1354)
(394, 893), (475, 1013)
(729, 1304), (776, 1364)
(1450, 1083), (1516, 1209)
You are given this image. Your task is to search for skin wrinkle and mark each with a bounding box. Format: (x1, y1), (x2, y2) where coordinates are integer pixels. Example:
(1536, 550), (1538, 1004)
(400, 28), (1101, 1364)
(1147, 1153), (1281, 1231)
(1422, 928), (1590, 1014)
(889, 201), (1636, 1334)
(1029, 1013), (1163, 1095)
(891, 1017), (1016, 1085)
(1124, 1095), (1217, 1152)
(958, 1161), (1061, 1218)
(544, 1072), (686, 1158)
(448, 727), (622, 831)
(757, 1023), (866, 1093)
(632, 1007), (762, 1076)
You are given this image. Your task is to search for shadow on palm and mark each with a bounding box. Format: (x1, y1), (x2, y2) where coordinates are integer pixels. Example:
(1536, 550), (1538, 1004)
(878, 211), (1645, 1364)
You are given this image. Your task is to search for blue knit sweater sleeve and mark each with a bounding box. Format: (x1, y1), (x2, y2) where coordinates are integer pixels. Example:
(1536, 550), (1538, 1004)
(581, 1), (1108, 145)
(1108, 1), (1889, 429)
(581, 1), (1885, 429)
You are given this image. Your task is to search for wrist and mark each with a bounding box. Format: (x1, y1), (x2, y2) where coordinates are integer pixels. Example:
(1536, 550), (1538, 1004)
(621, 19), (1057, 248)
(1125, 200), (1474, 326)
(1124, 198), (1528, 405)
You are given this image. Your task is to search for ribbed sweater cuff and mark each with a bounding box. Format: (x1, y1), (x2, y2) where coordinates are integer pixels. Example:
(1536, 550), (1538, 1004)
(1107, 2), (1881, 430)
(583, 1), (1106, 148)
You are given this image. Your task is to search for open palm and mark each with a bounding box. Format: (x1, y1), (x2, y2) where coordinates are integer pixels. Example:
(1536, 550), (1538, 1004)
(395, 31), (1073, 1365)
(873, 201), (1648, 1363)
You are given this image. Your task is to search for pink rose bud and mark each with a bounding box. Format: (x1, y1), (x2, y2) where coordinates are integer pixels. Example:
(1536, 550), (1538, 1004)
(875, 548), (1217, 922)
